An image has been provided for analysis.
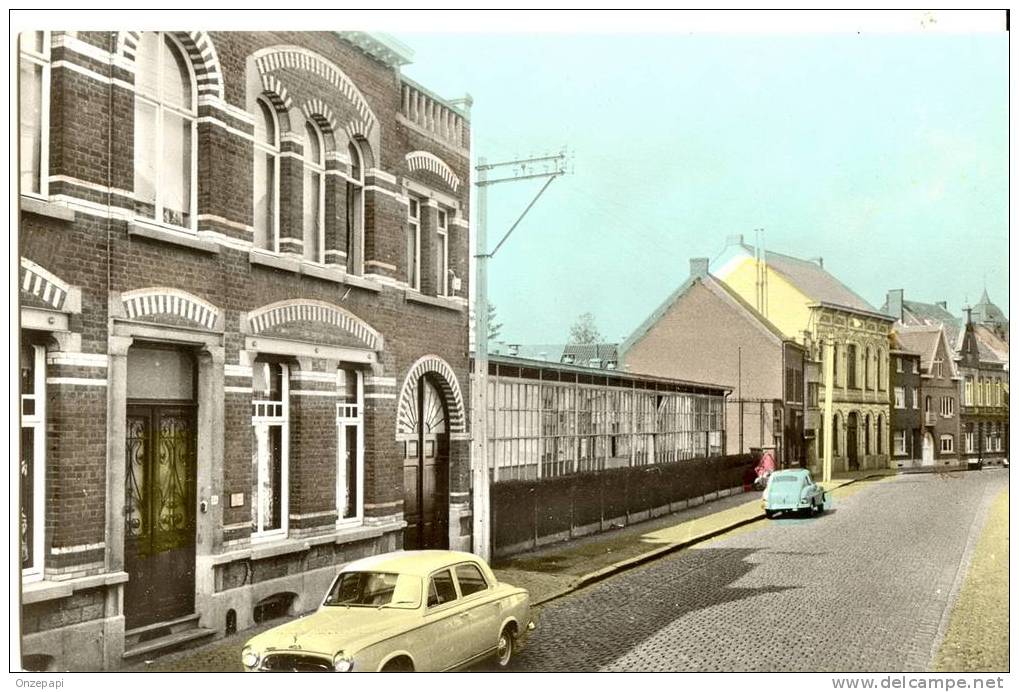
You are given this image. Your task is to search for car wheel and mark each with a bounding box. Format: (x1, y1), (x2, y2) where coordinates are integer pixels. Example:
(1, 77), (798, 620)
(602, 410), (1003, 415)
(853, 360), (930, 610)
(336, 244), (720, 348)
(495, 626), (515, 668)
(814, 499), (823, 515)
(380, 656), (414, 672)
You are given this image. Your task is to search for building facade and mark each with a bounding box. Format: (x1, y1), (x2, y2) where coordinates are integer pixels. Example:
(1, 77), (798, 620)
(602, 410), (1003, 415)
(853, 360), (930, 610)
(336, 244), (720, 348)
(888, 341), (922, 467)
(619, 258), (805, 465)
(712, 239), (893, 474)
(957, 318), (1009, 466)
(18, 30), (471, 670)
(893, 326), (961, 465)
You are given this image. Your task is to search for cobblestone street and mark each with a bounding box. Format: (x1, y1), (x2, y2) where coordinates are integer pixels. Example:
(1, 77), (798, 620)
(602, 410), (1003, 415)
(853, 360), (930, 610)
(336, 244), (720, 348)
(511, 469), (1007, 672)
(124, 468), (1007, 672)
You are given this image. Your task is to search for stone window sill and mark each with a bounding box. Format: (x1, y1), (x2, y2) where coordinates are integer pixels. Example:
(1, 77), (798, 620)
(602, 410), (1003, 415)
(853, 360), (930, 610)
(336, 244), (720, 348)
(128, 221), (219, 254)
(20, 195), (76, 222)
(22, 571), (129, 605)
(249, 251), (383, 293)
(404, 290), (464, 312)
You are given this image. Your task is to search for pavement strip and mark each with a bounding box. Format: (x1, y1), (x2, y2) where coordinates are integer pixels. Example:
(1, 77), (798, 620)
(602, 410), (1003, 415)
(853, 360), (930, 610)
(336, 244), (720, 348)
(932, 485), (1009, 672)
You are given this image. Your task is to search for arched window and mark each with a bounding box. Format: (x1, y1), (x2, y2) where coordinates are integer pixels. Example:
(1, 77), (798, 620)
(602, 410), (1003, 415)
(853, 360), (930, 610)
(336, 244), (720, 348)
(253, 98), (280, 252)
(876, 348), (885, 390)
(877, 414), (884, 454)
(134, 32), (196, 229)
(345, 140), (366, 275)
(925, 395), (932, 413)
(302, 120), (325, 263)
(864, 346), (872, 390)
(864, 414), (871, 455)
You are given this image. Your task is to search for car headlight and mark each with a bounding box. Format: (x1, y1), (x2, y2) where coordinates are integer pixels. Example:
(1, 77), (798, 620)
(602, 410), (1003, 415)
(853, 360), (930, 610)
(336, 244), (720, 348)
(241, 646), (261, 669)
(332, 652), (354, 672)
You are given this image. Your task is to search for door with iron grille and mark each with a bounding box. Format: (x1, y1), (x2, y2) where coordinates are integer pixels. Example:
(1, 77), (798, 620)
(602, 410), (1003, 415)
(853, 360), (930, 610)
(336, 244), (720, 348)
(403, 376), (449, 550)
(124, 403), (197, 629)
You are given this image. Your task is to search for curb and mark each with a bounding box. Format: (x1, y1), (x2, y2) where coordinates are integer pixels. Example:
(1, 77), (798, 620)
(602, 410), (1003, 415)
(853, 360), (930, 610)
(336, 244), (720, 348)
(530, 471), (888, 607)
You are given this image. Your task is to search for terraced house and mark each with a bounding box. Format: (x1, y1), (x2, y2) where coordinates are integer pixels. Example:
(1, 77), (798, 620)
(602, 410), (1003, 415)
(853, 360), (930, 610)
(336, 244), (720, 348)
(17, 30), (471, 670)
(711, 237), (894, 474)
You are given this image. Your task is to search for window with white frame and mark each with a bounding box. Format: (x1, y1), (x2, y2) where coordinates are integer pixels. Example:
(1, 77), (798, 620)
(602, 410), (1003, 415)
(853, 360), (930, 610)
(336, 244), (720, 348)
(964, 431), (975, 453)
(20, 341), (46, 580)
(912, 387), (919, 409)
(984, 427), (994, 452)
(253, 98), (280, 252)
(964, 377), (973, 406)
(995, 379), (1002, 407)
(893, 429), (906, 456)
(302, 120), (326, 263)
(251, 361), (289, 539)
(940, 396), (954, 418)
(896, 357), (903, 373)
(934, 359), (944, 378)
(894, 386), (905, 409)
(406, 197), (421, 290)
(19, 32), (49, 198)
(336, 367), (364, 525)
(912, 360), (919, 374)
(345, 140), (366, 275)
(436, 208), (449, 296)
(994, 424), (1002, 452)
(134, 32), (196, 229)
(940, 435), (954, 453)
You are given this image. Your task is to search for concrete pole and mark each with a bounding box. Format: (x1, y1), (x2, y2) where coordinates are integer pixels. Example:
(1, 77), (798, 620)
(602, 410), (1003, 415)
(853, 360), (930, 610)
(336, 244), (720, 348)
(471, 156), (491, 561)
(822, 338), (835, 483)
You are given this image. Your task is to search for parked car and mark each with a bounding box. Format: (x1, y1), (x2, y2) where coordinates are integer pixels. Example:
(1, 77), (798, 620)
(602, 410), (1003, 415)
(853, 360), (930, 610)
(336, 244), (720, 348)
(761, 468), (827, 518)
(241, 550), (534, 672)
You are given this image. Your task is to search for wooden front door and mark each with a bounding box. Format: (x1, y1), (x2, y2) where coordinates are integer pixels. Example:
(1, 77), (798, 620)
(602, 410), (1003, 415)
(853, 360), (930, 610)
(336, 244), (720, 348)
(403, 377), (449, 550)
(124, 404), (197, 629)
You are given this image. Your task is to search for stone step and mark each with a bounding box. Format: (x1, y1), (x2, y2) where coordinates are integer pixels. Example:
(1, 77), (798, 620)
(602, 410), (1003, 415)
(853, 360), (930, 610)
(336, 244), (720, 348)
(125, 612), (202, 647)
(123, 625), (216, 660)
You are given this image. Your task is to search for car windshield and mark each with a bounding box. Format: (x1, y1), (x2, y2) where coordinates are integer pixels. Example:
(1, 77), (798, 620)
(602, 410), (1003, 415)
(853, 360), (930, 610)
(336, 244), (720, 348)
(323, 571), (421, 609)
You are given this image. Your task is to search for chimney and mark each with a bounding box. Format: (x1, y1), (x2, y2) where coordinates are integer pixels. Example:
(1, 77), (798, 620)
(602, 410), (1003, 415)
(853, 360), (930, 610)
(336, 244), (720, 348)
(811, 256), (824, 269)
(886, 289), (904, 321)
(508, 344), (519, 357)
(936, 301), (948, 310)
(689, 257), (710, 279)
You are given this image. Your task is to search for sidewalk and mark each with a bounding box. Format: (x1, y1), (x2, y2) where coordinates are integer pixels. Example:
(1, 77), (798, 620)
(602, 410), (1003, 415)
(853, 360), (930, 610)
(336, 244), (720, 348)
(492, 469), (896, 606)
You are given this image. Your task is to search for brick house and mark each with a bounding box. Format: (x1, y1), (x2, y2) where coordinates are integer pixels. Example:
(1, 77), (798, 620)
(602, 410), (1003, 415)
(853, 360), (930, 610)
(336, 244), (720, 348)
(892, 326), (961, 466)
(619, 258), (806, 466)
(888, 335), (923, 467)
(957, 316), (1009, 466)
(18, 30), (471, 670)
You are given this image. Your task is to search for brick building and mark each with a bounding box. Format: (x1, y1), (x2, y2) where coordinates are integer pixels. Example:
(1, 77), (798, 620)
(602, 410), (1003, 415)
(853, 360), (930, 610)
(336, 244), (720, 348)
(711, 238), (894, 473)
(957, 315), (1009, 466)
(619, 258), (806, 466)
(888, 336), (923, 467)
(893, 326), (961, 466)
(18, 30), (471, 670)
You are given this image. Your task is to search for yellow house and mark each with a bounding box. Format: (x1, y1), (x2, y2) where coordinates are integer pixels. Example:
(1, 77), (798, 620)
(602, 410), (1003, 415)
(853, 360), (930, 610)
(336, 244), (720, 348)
(712, 237), (895, 474)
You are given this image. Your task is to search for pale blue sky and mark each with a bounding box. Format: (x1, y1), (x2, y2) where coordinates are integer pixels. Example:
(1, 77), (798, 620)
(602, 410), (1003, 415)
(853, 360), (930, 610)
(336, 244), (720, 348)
(398, 31), (1008, 344)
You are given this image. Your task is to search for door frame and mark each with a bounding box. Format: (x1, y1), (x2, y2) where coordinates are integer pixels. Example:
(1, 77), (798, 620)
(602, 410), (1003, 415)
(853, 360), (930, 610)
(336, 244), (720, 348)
(403, 374), (450, 550)
(107, 320), (225, 630)
(922, 431), (935, 466)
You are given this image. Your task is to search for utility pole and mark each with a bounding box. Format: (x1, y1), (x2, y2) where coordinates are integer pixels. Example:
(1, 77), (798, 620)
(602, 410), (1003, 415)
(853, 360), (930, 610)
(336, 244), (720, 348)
(472, 149), (570, 561)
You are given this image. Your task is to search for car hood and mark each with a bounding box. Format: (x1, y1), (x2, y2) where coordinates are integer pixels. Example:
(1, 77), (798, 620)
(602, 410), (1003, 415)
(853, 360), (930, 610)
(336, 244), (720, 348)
(246, 607), (415, 656)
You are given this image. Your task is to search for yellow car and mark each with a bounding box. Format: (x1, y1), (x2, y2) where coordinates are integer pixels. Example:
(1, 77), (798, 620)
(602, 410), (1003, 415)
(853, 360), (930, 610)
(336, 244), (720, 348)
(240, 550), (534, 672)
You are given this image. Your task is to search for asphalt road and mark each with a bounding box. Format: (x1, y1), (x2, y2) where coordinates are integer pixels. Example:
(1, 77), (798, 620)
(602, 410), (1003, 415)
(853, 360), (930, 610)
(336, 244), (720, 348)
(509, 468), (1007, 672)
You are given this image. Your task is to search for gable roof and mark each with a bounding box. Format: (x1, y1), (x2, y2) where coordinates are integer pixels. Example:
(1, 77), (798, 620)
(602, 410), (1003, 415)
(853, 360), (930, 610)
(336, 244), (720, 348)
(619, 272), (791, 361)
(562, 342), (618, 366)
(740, 244), (880, 315)
(893, 325), (958, 377)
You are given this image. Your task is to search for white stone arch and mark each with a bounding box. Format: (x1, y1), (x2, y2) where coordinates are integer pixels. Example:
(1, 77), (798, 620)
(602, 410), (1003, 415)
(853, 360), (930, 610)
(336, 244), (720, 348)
(117, 31), (224, 100)
(120, 287), (222, 331)
(404, 150), (461, 192)
(243, 299), (383, 352)
(20, 258), (72, 311)
(251, 45), (380, 157)
(396, 355), (466, 435)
